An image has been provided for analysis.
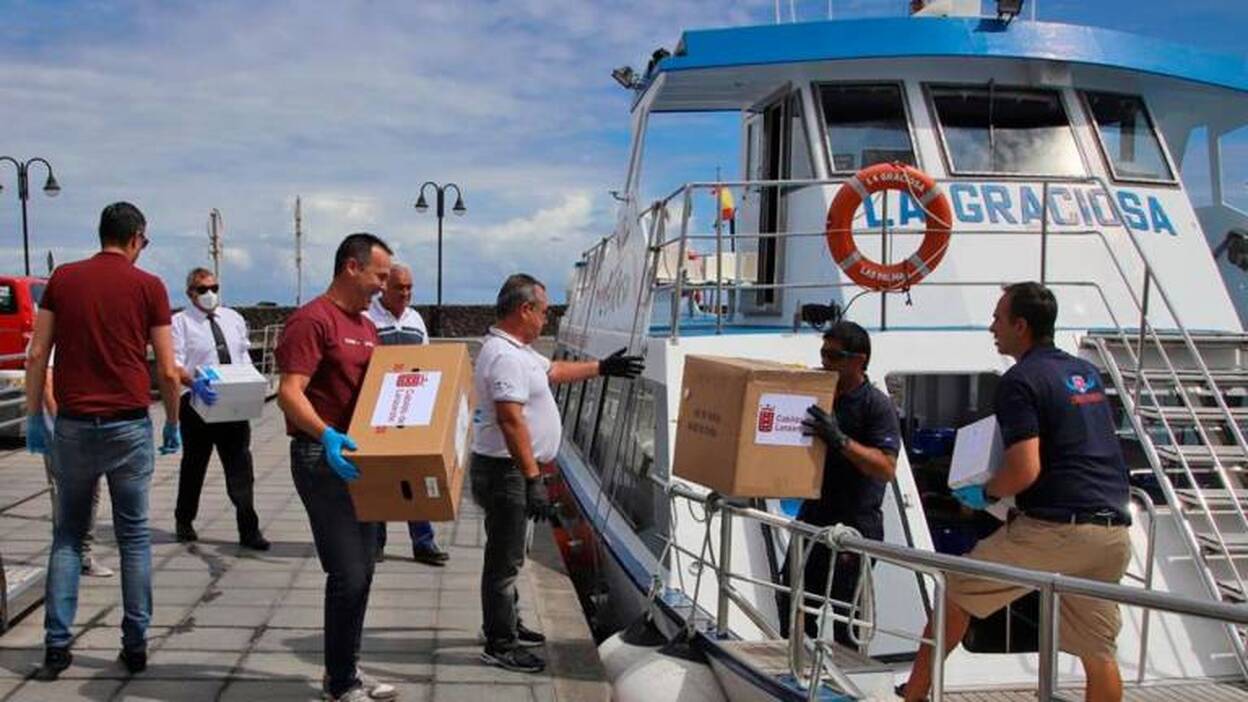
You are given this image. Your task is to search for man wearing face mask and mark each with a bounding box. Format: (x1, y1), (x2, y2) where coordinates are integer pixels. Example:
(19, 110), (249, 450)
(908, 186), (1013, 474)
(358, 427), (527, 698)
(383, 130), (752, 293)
(170, 268), (269, 551)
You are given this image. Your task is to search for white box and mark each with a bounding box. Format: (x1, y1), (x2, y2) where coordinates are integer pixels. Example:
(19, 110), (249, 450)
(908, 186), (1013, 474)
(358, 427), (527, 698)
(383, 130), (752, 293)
(190, 364), (266, 424)
(949, 415), (1014, 521)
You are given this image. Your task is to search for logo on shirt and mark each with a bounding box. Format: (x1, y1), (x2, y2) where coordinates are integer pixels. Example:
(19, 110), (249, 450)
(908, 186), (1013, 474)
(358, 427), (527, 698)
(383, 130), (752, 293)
(1065, 372), (1106, 405)
(343, 337), (376, 348)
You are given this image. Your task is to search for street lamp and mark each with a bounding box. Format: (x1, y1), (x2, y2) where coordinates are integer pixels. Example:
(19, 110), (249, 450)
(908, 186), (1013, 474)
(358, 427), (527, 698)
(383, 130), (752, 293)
(0, 157), (60, 276)
(414, 181), (466, 336)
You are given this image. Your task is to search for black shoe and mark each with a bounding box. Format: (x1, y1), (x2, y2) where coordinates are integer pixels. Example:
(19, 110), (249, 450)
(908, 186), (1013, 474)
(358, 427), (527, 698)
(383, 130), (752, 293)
(34, 647), (71, 681)
(119, 647), (147, 674)
(240, 533), (271, 551)
(480, 645), (545, 673)
(175, 522), (198, 543)
(895, 683), (927, 701)
(411, 543), (448, 566)
(516, 621), (546, 648)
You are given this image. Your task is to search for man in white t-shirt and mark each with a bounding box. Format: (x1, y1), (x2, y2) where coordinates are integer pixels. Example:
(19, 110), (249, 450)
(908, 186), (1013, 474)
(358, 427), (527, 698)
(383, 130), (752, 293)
(470, 273), (643, 674)
(365, 262), (448, 567)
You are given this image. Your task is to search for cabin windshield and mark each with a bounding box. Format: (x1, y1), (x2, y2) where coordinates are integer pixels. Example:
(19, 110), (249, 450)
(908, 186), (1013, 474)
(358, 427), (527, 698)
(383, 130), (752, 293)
(817, 83), (916, 173)
(929, 84), (1084, 177)
(1083, 91), (1175, 183)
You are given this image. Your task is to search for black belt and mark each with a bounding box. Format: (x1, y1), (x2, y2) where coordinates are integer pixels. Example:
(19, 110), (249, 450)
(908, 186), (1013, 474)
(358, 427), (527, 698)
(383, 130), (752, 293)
(59, 408), (149, 424)
(1022, 508), (1130, 527)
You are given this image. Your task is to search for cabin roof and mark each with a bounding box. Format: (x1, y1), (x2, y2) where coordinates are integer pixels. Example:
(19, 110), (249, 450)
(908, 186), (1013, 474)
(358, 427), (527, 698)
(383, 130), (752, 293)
(642, 17), (1247, 111)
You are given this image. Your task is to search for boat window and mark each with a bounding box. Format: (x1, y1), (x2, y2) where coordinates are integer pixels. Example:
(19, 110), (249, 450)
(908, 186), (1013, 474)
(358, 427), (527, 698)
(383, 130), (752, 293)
(0, 284), (14, 314)
(788, 92), (814, 180)
(1082, 92), (1175, 183)
(574, 376), (605, 449)
(929, 84), (1084, 176)
(817, 83), (916, 173)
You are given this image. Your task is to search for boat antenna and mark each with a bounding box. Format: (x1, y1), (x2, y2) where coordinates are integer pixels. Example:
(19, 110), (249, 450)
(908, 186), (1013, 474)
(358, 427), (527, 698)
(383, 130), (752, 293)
(208, 208), (223, 284)
(295, 196), (304, 306)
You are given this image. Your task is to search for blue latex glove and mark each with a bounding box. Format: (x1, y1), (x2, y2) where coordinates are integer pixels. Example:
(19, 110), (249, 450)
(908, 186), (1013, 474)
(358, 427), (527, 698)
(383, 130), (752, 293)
(26, 414), (50, 455)
(190, 375), (219, 406)
(953, 484), (991, 511)
(320, 427), (360, 482)
(160, 422), (182, 455)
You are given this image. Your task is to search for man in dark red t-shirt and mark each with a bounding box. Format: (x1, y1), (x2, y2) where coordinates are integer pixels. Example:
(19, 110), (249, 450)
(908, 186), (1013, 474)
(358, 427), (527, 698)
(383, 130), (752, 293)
(275, 232), (396, 702)
(23, 202), (183, 681)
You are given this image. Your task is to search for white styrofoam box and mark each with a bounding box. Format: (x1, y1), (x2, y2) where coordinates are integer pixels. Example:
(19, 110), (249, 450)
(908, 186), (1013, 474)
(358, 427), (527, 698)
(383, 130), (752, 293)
(949, 414), (1013, 521)
(191, 363), (266, 424)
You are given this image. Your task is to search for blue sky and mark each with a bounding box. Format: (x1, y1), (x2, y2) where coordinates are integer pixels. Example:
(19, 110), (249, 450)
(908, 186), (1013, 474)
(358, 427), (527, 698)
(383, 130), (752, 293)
(0, 0), (1244, 305)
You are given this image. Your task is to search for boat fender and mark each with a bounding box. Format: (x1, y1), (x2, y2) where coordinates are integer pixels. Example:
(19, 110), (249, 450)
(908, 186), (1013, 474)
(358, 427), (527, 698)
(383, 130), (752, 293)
(825, 162), (953, 291)
(599, 614), (668, 681)
(613, 650), (727, 702)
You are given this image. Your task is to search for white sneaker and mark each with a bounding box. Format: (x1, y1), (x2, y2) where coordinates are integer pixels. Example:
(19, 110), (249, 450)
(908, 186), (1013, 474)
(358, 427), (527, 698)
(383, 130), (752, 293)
(81, 557), (114, 578)
(322, 669), (397, 701)
(328, 687), (370, 702)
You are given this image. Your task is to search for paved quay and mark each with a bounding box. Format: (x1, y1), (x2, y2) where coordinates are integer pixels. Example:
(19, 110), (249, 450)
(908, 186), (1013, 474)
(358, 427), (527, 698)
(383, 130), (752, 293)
(0, 400), (608, 701)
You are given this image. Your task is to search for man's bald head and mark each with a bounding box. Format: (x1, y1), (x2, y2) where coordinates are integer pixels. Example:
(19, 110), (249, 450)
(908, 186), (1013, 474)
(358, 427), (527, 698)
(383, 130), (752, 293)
(380, 262), (414, 316)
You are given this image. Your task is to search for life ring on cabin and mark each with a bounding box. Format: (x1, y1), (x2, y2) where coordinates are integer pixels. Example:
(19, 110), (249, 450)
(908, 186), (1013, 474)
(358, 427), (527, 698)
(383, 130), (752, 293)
(825, 162), (953, 291)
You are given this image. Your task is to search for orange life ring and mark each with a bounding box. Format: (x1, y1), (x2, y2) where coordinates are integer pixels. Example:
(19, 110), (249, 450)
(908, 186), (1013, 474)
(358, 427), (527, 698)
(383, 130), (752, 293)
(825, 163), (953, 291)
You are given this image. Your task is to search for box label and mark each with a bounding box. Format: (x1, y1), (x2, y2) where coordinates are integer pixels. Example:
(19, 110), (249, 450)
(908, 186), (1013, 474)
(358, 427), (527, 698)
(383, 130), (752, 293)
(754, 393), (816, 447)
(425, 477), (440, 499)
(454, 393), (470, 469)
(371, 371), (442, 427)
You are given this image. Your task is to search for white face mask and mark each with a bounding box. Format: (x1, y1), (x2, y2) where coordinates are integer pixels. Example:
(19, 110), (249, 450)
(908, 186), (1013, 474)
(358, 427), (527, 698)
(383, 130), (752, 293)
(197, 291), (220, 311)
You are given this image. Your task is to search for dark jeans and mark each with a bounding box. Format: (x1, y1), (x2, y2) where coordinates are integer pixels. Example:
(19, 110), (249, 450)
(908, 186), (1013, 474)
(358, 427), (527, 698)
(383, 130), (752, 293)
(290, 438), (378, 697)
(777, 543), (865, 648)
(469, 453), (527, 649)
(46, 415), (154, 651)
(176, 395), (261, 538)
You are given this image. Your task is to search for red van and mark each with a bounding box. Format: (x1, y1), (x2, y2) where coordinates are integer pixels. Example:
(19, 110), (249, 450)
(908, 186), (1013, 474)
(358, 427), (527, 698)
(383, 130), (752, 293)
(0, 276), (48, 370)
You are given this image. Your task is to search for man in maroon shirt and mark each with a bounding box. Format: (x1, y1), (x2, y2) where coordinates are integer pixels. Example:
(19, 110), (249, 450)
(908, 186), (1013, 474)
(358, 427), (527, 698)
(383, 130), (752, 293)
(276, 232), (397, 702)
(23, 202), (182, 681)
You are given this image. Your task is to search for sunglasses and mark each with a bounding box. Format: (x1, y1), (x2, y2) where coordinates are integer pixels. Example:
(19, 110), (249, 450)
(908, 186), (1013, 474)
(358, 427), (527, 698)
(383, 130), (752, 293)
(821, 348), (864, 360)
(138, 233), (150, 250)
(193, 284), (220, 295)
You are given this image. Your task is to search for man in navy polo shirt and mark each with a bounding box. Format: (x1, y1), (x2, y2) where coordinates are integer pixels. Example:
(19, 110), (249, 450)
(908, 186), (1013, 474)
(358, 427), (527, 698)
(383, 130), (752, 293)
(778, 320), (901, 647)
(901, 282), (1132, 702)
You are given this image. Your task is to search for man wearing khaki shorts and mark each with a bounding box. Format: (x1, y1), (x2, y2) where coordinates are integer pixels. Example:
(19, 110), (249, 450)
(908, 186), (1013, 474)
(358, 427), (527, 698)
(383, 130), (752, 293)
(901, 282), (1132, 702)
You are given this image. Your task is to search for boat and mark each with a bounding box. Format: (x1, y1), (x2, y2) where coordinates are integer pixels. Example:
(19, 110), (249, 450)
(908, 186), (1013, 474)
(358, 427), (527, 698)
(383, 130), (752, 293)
(548, 1), (1248, 699)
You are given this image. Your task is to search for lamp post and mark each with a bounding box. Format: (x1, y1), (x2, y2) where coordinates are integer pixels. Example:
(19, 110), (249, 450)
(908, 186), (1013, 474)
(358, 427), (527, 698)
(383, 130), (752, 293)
(0, 157), (60, 276)
(414, 182), (466, 336)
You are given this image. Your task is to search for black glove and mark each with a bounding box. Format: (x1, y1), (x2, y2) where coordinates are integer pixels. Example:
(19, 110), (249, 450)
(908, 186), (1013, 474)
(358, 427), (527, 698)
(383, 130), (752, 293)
(525, 476), (553, 522)
(599, 347), (645, 379)
(802, 405), (848, 451)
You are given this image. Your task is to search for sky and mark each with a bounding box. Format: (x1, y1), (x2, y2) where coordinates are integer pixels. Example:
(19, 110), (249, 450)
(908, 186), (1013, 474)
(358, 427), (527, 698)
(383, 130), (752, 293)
(0, 0), (1245, 306)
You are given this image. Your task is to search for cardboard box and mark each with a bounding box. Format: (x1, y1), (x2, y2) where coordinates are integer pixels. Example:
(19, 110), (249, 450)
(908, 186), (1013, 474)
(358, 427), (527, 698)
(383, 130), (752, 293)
(191, 364), (267, 423)
(949, 415), (1013, 520)
(345, 344), (475, 522)
(673, 355), (837, 498)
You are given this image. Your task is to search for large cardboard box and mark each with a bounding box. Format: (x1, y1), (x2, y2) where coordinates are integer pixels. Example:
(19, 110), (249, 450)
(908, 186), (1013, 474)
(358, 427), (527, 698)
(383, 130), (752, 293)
(949, 414), (1013, 521)
(673, 355), (837, 498)
(191, 364), (267, 423)
(346, 344), (474, 522)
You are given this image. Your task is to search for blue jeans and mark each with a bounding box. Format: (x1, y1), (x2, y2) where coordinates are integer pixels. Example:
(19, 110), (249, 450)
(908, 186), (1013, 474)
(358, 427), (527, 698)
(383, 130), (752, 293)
(45, 415), (154, 651)
(375, 520), (436, 553)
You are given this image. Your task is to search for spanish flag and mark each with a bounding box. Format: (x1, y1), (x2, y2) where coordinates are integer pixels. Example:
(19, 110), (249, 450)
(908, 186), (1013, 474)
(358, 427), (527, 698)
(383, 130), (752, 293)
(713, 186), (735, 222)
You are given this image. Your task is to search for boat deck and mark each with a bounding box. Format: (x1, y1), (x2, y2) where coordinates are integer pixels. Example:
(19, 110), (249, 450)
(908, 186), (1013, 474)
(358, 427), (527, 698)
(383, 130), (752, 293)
(0, 400), (607, 701)
(944, 680), (1248, 701)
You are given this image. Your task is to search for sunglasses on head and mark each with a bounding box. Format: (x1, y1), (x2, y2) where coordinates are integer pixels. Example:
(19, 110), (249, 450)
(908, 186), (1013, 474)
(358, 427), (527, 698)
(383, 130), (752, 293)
(821, 347), (863, 360)
(194, 284), (219, 295)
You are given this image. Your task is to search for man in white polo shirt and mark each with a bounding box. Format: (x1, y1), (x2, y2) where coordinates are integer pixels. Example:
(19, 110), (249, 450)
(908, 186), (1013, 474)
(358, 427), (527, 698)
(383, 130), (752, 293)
(471, 273), (643, 674)
(365, 262), (448, 567)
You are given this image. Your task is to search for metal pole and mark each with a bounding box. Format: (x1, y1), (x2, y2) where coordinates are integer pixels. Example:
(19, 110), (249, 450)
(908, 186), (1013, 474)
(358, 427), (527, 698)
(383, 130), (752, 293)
(436, 187), (444, 338)
(880, 191), (889, 330)
(19, 191), (30, 277)
(716, 509), (733, 634)
(1038, 585), (1060, 700)
(1040, 181), (1049, 284)
(787, 533), (806, 677)
(714, 182), (724, 335)
(295, 196), (303, 306)
(1133, 270), (1151, 410)
(931, 573), (947, 702)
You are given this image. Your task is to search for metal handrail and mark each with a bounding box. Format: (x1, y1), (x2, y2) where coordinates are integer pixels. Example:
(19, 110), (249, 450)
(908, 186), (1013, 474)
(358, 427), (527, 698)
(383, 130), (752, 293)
(658, 479), (1248, 701)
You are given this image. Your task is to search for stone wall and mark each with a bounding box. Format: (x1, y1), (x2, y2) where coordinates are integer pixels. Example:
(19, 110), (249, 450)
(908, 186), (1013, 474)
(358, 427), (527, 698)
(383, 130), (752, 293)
(237, 304), (567, 338)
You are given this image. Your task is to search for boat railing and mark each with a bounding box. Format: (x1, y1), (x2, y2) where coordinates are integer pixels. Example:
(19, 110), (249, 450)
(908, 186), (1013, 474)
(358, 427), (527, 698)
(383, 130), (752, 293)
(748, 1), (1040, 25)
(650, 476), (1245, 701)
